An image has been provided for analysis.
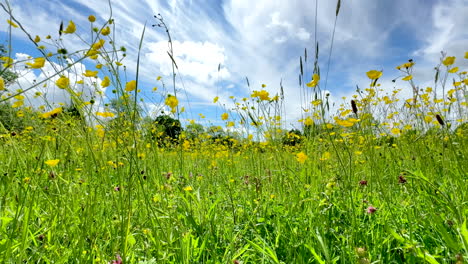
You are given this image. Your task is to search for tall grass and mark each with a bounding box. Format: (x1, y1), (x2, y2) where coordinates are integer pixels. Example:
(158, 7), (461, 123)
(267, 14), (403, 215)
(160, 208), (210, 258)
(0, 0), (467, 263)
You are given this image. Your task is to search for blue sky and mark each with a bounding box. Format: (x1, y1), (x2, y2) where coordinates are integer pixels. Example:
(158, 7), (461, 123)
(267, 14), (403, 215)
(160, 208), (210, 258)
(1, 0), (467, 127)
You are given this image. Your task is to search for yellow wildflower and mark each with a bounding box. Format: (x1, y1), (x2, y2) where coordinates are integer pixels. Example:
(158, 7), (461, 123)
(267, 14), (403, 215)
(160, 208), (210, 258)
(7, 19), (18, 28)
(88, 15), (96, 22)
(391, 127), (401, 135)
(101, 76), (110, 88)
(41, 107), (63, 118)
(213, 96), (219, 103)
(306, 73), (320, 87)
(183, 186), (193, 192)
(402, 75), (413, 81)
(251, 90), (270, 101)
(91, 39), (106, 50)
(12, 100), (23, 108)
(56, 76), (69, 89)
(83, 70), (98, 77)
(221, 112), (229, 120)
(465, 51), (468, 59)
(45, 159), (60, 167)
(304, 116), (313, 126)
(96, 112), (115, 118)
(125, 80), (136, 92)
(442, 56), (455, 66)
(101, 26), (111, 36)
(296, 152), (308, 164)
(63, 21), (76, 34)
(366, 70), (382, 80)
(320, 152), (331, 161)
(34, 35), (40, 43)
(0, 77), (5, 91)
(26, 57), (46, 69)
(165, 95), (178, 113)
(448, 67), (458, 73)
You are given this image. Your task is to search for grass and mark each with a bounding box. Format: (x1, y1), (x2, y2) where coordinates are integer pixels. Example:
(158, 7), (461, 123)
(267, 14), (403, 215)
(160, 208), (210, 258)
(0, 0), (467, 263)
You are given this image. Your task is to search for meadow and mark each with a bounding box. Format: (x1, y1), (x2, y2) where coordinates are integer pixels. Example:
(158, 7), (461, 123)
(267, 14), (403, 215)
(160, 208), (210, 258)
(0, 1), (467, 263)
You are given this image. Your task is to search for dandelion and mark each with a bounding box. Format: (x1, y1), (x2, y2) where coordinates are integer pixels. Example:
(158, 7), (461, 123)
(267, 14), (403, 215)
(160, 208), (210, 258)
(56, 76), (70, 89)
(25, 57), (46, 69)
(366, 70), (382, 80)
(125, 80), (136, 92)
(45, 159), (60, 167)
(442, 56), (455, 66)
(296, 152), (308, 164)
(7, 19), (18, 28)
(62, 20), (76, 34)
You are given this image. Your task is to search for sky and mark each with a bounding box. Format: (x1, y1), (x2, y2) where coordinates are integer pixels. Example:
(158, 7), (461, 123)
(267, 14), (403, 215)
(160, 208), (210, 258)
(1, 0), (467, 128)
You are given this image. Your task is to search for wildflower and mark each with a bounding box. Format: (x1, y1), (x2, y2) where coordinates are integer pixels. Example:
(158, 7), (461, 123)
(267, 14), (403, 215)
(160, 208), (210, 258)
(101, 26), (111, 36)
(251, 90), (270, 101)
(465, 52), (468, 59)
(88, 15), (96, 22)
(96, 112), (115, 118)
(125, 80), (136, 92)
(221, 112), (229, 120)
(111, 254), (122, 264)
(183, 186), (193, 191)
(366, 70), (382, 80)
(114, 186), (120, 191)
(157, 76), (162, 81)
(26, 57), (46, 69)
(34, 35), (40, 43)
(306, 73), (320, 87)
(0, 77), (5, 91)
(396, 61), (415, 70)
(41, 107), (62, 118)
(319, 152), (331, 161)
(56, 76), (70, 89)
(91, 39), (106, 50)
(359, 180), (368, 186)
(390, 127), (401, 135)
(165, 95), (178, 113)
(303, 116), (313, 126)
(448, 67), (459, 73)
(83, 70), (98, 77)
(101, 76), (110, 88)
(12, 100), (24, 108)
(366, 206), (377, 214)
(402, 75), (413, 81)
(45, 159), (60, 167)
(63, 20), (76, 34)
(442, 56), (455, 66)
(213, 96), (219, 103)
(296, 152), (308, 164)
(7, 19), (18, 28)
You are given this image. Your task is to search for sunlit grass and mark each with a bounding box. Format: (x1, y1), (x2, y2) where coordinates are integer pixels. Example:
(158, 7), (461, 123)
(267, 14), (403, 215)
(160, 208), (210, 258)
(0, 1), (467, 263)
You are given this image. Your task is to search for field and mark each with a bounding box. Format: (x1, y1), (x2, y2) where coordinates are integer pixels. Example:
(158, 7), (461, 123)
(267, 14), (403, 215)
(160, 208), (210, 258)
(1, 1), (468, 263)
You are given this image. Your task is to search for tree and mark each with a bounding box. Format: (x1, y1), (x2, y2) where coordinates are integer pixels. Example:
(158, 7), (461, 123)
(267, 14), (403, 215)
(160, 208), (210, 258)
(153, 114), (182, 143)
(0, 44), (18, 86)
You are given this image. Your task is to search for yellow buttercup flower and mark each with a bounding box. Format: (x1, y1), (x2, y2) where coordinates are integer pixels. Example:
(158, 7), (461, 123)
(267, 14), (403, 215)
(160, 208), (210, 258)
(251, 90), (270, 101)
(465, 51), (468, 59)
(63, 20), (76, 34)
(56, 76), (70, 89)
(442, 56), (455, 66)
(213, 96), (219, 103)
(96, 112), (115, 118)
(7, 19), (18, 28)
(448, 67), (458, 73)
(34, 35), (41, 43)
(125, 80), (136, 92)
(0, 77), (5, 91)
(91, 39), (106, 50)
(45, 159), (60, 167)
(26, 57), (46, 69)
(83, 70), (98, 77)
(402, 75), (413, 81)
(296, 152), (308, 164)
(306, 73), (320, 87)
(183, 186), (193, 192)
(221, 112), (229, 120)
(165, 95), (178, 113)
(101, 26), (111, 36)
(101, 76), (110, 88)
(366, 70), (382, 80)
(88, 15), (96, 22)
(41, 107), (63, 118)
